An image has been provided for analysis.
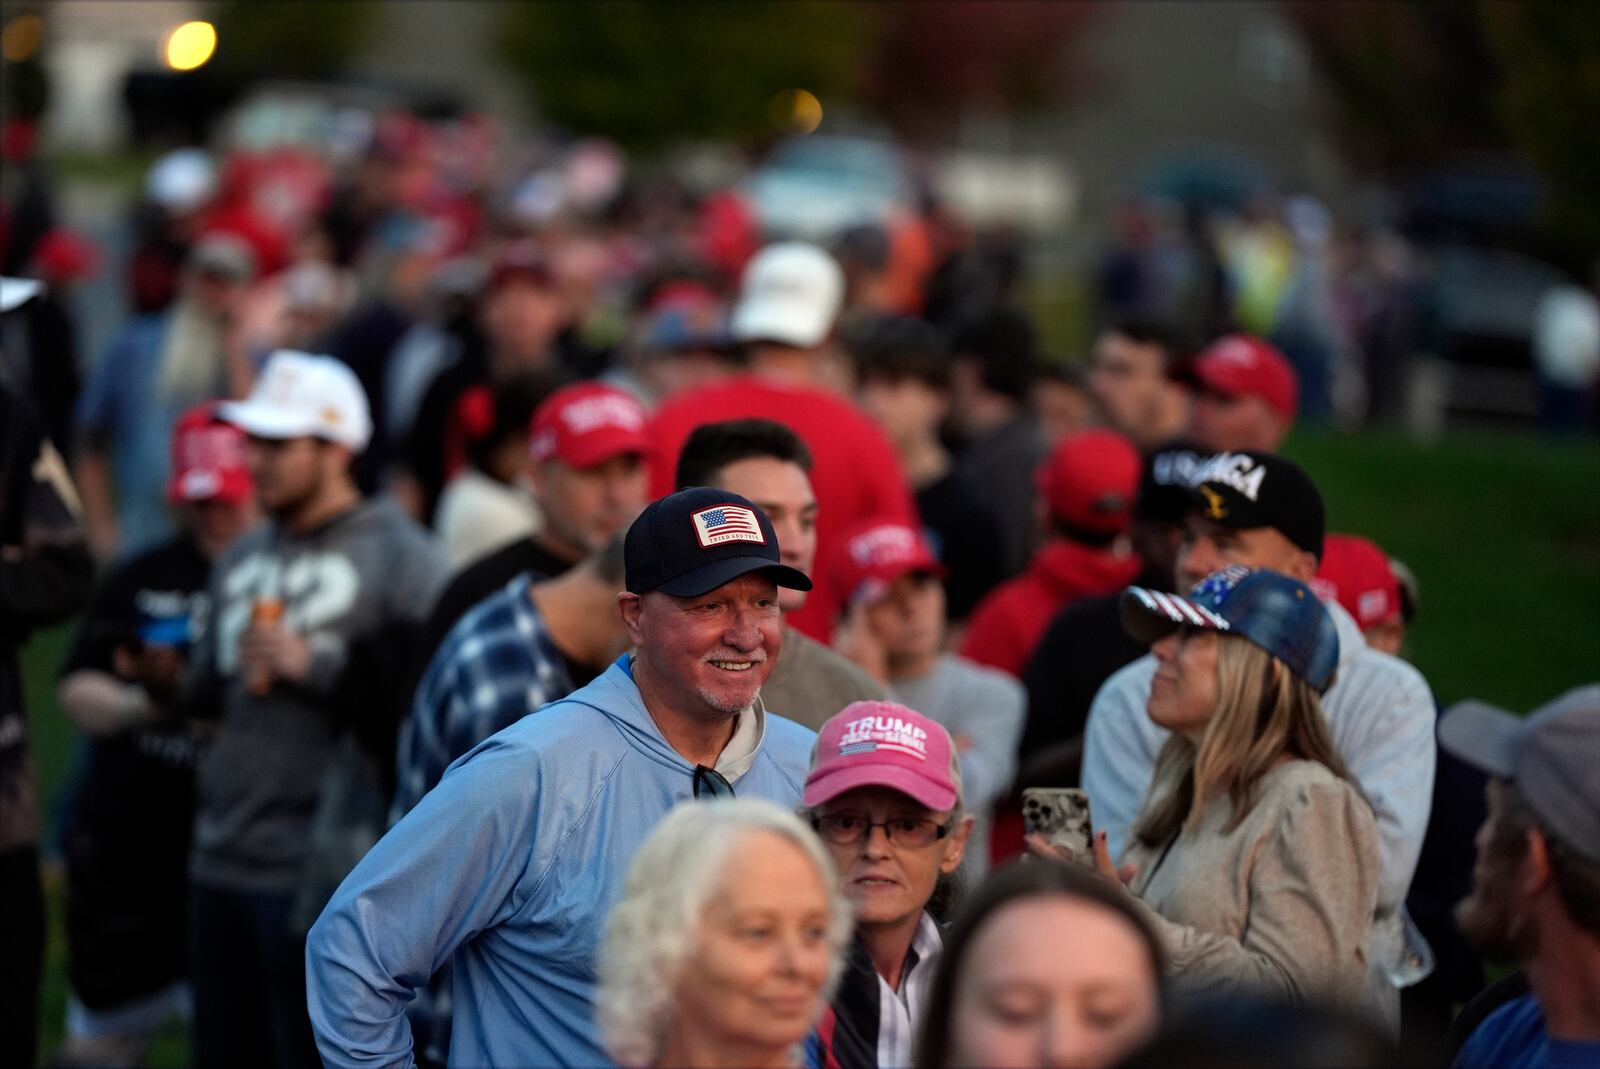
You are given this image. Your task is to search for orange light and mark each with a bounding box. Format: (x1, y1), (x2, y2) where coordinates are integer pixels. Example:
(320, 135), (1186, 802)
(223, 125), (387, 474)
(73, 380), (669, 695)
(769, 89), (823, 135)
(2, 13), (44, 63)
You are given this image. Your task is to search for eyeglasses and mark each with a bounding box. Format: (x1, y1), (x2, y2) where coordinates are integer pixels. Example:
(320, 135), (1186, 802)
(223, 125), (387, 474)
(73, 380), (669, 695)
(692, 764), (735, 799)
(811, 814), (949, 848)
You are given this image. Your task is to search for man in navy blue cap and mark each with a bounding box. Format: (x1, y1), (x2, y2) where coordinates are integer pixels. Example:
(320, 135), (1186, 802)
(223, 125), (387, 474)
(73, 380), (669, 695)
(306, 488), (818, 1069)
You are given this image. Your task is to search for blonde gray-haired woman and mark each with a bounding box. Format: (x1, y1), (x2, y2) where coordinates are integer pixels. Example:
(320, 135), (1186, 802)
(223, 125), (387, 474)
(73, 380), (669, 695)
(597, 798), (854, 1068)
(1047, 567), (1385, 1019)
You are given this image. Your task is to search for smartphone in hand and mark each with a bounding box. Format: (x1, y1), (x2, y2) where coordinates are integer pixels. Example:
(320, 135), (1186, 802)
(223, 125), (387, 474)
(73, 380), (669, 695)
(1022, 787), (1093, 865)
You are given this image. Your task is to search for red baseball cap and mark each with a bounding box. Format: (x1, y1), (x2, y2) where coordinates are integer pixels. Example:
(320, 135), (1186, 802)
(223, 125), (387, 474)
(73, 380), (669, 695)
(1191, 334), (1299, 422)
(829, 518), (945, 605)
(1036, 428), (1141, 534)
(1313, 533), (1402, 630)
(803, 701), (963, 811)
(529, 382), (651, 469)
(168, 403), (253, 505)
(488, 241), (554, 290)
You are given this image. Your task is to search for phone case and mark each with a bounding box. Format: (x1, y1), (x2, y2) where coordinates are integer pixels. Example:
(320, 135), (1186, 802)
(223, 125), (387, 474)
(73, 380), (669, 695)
(1022, 787), (1093, 863)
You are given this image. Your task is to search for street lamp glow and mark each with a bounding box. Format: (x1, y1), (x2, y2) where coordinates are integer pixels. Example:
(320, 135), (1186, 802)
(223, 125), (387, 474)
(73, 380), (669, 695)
(164, 20), (216, 71)
(770, 89), (823, 135)
(2, 13), (44, 63)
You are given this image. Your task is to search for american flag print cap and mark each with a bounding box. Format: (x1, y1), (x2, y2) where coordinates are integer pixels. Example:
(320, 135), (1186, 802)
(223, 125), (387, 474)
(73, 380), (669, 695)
(1119, 565), (1340, 692)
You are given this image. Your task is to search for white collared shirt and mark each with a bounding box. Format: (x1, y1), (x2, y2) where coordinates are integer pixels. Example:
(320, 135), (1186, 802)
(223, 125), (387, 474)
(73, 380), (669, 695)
(876, 912), (943, 1068)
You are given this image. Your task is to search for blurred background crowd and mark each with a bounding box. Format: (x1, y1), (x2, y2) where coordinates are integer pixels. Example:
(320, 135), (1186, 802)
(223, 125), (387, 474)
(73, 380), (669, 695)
(1, 2), (1597, 1067)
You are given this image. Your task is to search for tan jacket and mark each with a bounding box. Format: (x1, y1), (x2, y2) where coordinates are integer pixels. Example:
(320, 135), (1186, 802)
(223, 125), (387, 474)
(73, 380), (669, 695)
(761, 627), (889, 731)
(1123, 760), (1382, 1013)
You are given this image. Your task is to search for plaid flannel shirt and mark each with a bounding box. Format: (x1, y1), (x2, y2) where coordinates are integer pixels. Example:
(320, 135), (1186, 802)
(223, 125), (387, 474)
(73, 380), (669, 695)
(392, 573), (576, 822)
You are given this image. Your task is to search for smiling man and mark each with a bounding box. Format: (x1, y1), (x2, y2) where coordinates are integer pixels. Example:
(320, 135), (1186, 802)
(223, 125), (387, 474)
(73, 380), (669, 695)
(306, 487), (818, 1068)
(803, 701), (973, 1069)
(675, 418), (888, 730)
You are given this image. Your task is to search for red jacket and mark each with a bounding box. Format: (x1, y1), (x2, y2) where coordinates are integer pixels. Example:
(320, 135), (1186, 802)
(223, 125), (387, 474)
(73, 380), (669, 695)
(648, 376), (919, 640)
(959, 539), (1141, 679)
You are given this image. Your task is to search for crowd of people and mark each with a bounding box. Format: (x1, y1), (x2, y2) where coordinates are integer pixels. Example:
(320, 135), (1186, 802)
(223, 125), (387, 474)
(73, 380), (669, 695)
(1, 108), (1597, 1069)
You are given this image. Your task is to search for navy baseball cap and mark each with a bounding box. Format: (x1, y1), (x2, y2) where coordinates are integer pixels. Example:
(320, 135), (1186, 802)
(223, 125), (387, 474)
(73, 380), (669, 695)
(625, 487), (813, 598)
(1119, 565), (1340, 692)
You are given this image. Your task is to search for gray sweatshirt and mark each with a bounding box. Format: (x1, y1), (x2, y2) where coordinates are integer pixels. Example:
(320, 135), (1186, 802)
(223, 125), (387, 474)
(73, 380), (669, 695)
(189, 499), (444, 892)
(761, 627), (890, 731)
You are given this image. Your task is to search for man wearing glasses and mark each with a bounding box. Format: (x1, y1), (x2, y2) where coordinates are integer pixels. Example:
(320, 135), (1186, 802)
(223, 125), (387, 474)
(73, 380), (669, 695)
(306, 487), (816, 1069)
(802, 701), (973, 1069)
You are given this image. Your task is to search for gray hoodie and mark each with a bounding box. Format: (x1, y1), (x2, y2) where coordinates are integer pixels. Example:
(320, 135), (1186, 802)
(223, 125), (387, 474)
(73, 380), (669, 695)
(189, 499), (444, 892)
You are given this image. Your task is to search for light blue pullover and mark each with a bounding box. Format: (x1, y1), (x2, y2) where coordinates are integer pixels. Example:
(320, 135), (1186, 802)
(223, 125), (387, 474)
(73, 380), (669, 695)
(306, 655), (815, 1068)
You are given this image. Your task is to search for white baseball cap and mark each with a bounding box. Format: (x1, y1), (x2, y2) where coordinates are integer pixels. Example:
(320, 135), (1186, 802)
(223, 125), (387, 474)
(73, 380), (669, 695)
(146, 148), (217, 214)
(730, 242), (844, 348)
(0, 276), (44, 313)
(221, 351), (373, 451)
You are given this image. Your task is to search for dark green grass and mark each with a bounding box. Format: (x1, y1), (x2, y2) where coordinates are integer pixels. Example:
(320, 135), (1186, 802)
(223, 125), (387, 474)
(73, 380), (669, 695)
(19, 427), (1600, 1064)
(1283, 427), (1600, 711)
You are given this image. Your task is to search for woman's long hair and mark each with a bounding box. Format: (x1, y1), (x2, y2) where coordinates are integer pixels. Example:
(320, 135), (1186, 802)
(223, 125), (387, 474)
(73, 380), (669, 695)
(1133, 634), (1350, 849)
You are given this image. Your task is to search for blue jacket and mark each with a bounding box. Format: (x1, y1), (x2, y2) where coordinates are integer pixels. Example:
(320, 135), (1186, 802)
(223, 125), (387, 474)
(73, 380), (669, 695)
(306, 655), (816, 1068)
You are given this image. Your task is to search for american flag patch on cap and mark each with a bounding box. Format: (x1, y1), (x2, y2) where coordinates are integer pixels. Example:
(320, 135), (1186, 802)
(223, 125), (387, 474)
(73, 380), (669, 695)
(691, 504), (766, 548)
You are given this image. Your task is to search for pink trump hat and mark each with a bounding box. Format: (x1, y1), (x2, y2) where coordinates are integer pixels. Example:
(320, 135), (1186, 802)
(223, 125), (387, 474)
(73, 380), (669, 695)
(803, 701), (963, 812)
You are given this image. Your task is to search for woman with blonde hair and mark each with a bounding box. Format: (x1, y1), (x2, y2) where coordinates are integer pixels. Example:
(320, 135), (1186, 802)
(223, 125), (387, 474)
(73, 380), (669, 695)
(597, 799), (854, 1069)
(1046, 565), (1384, 1018)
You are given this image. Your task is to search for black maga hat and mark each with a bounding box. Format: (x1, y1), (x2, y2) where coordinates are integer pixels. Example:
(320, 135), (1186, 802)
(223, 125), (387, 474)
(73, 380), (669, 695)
(1185, 451), (1326, 561)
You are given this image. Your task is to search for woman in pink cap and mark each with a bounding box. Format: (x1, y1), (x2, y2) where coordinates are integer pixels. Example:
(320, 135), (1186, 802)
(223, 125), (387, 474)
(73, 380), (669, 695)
(801, 700), (973, 1069)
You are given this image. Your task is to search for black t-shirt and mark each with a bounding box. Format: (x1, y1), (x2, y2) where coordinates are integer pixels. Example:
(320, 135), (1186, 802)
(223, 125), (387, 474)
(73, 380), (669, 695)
(1405, 730), (1490, 1010)
(324, 298), (413, 496)
(403, 326), (609, 523)
(2, 383), (94, 853)
(1018, 589), (1148, 765)
(58, 535), (212, 1005)
(404, 342), (488, 524)
(917, 471), (1006, 622)
(416, 536), (577, 672)
(60, 537), (211, 830)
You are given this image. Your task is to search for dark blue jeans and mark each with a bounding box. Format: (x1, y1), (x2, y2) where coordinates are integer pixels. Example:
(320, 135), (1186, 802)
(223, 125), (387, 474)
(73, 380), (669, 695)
(188, 882), (320, 1069)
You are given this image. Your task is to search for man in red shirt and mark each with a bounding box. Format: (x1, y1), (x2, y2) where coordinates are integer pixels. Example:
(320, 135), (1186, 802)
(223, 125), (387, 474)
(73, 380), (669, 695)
(648, 242), (917, 640)
(959, 429), (1142, 678)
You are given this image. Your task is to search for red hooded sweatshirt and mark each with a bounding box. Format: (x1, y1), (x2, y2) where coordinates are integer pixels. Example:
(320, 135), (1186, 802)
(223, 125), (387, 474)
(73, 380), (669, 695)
(959, 539), (1141, 679)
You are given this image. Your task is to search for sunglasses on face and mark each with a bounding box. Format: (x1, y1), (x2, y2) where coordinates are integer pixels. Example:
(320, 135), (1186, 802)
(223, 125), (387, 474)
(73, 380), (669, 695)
(692, 764), (735, 799)
(811, 814), (949, 848)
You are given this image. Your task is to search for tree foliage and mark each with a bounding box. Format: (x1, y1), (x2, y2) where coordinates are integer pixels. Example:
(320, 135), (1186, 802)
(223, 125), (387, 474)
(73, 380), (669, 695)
(1286, 0), (1506, 175)
(1288, 0), (1600, 263)
(493, 1), (873, 150)
(864, 0), (1103, 143)
(1479, 2), (1600, 264)
(206, 0), (383, 82)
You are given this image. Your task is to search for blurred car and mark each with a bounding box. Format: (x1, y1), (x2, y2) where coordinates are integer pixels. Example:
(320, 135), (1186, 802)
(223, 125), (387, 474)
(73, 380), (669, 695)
(744, 135), (915, 239)
(217, 80), (411, 162)
(1423, 244), (1570, 369)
